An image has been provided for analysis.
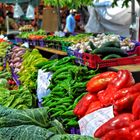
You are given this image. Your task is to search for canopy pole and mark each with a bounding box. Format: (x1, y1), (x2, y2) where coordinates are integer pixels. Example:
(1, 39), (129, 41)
(129, 0), (137, 40)
(56, 0), (62, 31)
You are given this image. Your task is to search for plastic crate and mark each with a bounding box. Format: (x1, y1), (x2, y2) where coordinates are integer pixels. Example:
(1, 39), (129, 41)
(27, 39), (34, 46)
(97, 56), (140, 68)
(39, 39), (45, 47)
(67, 48), (83, 65)
(22, 38), (27, 43)
(82, 46), (140, 69)
(127, 46), (140, 56)
(67, 48), (75, 56)
(34, 39), (45, 46)
(32, 40), (37, 46)
(15, 37), (22, 43)
(82, 53), (97, 68)
(68, 46), (140, 69)
(74, 51), (83, 65)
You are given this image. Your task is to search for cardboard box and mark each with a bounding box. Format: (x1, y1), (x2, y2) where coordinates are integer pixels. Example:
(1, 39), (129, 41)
(42, 8), (58, 32)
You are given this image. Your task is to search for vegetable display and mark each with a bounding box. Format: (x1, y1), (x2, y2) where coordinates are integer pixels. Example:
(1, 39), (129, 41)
(0, 31), (140, 139)
(69, 33), (136, 53)
(18, 29), (46, 39)
(8, 46), (26, 74)
(0, 70), (32, 109)
(36, 56), (99, 130)
(18, 49), (48, 91)
(72, 69), (140, 139)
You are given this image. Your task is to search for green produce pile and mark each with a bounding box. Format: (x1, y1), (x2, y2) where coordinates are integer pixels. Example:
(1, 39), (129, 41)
(35, 56), (98, 130)
(18, 29), (46, 38)
(90, 41), (128, 59)
(45, 33), (92, 44)
(18, 31), (92, 44)
(0, 41), (11, 59)
(0, 70), (11, 79)
(0, 106), (95, 140)
(0, 71), (32, 109)
(18, 49), (48, 91)
(0, 86), (32, 109)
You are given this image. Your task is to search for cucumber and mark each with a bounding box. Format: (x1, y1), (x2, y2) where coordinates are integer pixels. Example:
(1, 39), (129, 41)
(103, 54), (122, 60)
(92, 47), (128, 57)
(101, 41), (121, 48)
(88, 41), (96, 50)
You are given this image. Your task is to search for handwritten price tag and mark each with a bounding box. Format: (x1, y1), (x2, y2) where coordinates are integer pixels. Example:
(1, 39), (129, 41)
(78, 106), (114, 137)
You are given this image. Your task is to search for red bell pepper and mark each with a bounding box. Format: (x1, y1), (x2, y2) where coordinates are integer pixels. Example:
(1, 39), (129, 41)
(113, 88), (130, 101)
(114, 92), (140, 112)
(85, 101), (102, 115)
(98, 85), (117, 106)
(101, 127), (131, 140)
(94, 113), (134, 138)
(86, 71), (117, 93)
(98, 70), (135, 107)
(131, 129), (140, 140)
(129, 120), (140, 131)
(109, 70), (135, 90)
(73, 93), (98, 118)
(97, 90), (113, 107)
(132, 95), (140, 120)
(114, 83), (140, 101)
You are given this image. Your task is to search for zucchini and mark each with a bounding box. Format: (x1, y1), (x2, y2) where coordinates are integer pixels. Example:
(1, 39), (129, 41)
(101, 41), (121, 48)
(92, 47), (128, 57)
(103, 54), (122, 60)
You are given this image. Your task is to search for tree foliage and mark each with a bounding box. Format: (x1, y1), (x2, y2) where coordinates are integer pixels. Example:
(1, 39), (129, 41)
(43, 0), (139, 8)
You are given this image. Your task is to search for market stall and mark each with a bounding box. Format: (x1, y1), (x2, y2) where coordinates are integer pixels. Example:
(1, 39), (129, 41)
(0, 0), (140, 139)
(0, 29), (139, 139)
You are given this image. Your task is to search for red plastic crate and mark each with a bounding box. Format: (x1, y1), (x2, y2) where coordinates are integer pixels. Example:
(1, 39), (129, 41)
(82, 46), (140, 69)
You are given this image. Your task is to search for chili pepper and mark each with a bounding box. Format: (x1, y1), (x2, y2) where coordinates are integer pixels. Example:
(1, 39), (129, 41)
(52, 65), (77, 79)
(51, 110), (64, 118)
(129, 120), (140, 131)
(67, 118), (78, 127)
(73, 93), (98, 118)
(62, 110), (74, 116)
(94, 113), (134, 138)
(85, 101), (102, 115)
(86, 71), (117, 93)
(101, 127), (131, 140)
(114, 83), (140, 101)
(132, 95), (140, 120)
(114, 92), (140, 112)
(131, 129), (140, 140)
(109, 70), (135, 90)
(73, 92), (87, 108)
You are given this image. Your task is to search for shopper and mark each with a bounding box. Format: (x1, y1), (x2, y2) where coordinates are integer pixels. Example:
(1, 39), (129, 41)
(64, 9), (77, 34)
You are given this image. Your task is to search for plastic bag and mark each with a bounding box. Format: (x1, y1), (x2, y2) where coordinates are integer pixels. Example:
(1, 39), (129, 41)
(26, 4), (35, 19)
(13, 3), (24, 18)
